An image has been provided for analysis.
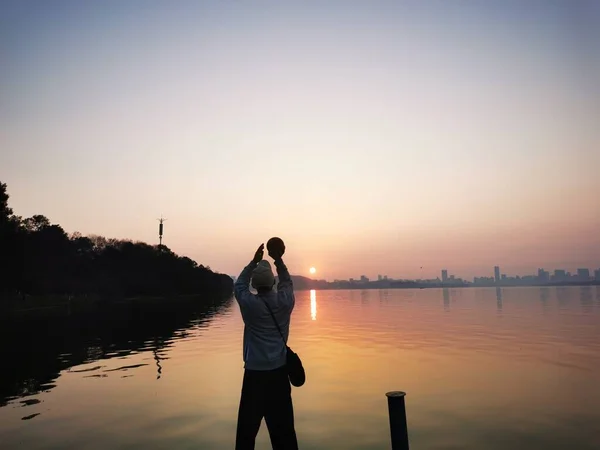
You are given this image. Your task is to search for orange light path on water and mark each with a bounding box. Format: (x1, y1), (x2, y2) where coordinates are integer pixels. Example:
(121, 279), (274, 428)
(310, 290), (317, 321)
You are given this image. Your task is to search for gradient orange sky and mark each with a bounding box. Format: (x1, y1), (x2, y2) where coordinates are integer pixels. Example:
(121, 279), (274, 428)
(1, 1), (599, 280)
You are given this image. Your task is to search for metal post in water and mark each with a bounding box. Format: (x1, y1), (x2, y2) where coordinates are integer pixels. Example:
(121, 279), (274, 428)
(386, 391), (409, 450)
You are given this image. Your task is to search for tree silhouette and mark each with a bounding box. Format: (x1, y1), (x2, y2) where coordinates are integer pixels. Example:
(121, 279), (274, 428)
(0, 181), (232, 301)
(0, 182), (12, 221)
(22, 215), (51, 232)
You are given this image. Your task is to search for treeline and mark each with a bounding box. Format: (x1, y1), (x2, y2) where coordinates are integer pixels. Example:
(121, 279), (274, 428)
(0, 182), (232, 300)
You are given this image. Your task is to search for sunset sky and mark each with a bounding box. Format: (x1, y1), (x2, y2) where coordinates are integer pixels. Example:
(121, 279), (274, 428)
(2, 1), (599, 280)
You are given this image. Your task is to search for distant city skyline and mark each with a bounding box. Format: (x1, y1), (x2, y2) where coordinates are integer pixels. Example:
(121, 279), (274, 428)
(327, 265), (600, 285)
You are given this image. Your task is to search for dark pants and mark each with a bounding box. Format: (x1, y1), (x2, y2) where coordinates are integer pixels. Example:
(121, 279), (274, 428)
(235, 365), (298, 450)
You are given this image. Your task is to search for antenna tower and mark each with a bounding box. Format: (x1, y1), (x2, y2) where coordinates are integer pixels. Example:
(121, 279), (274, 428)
(157, 216), (167, 248)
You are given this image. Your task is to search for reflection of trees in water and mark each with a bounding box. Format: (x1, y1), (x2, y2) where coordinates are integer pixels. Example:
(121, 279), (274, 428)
(152, 336), (168, 380)
(0, 297), (232, 407)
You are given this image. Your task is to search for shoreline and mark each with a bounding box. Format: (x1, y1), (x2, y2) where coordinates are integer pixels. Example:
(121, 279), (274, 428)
(0, 290), (234, 321)
(292, 281), (600, 291)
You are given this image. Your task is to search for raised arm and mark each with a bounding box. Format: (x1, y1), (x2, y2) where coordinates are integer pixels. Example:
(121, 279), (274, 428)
(234, 244), (264, 314)
(274, 258), (292, 291)
(273, 257), (295, 311)
(234, 260), (257, 300)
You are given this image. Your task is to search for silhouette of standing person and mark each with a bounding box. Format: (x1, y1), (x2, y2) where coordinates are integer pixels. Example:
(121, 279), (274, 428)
(234, 243), (298, 450)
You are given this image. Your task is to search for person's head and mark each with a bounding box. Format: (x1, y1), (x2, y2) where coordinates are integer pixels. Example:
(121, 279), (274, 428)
(252, 260), (275, 294)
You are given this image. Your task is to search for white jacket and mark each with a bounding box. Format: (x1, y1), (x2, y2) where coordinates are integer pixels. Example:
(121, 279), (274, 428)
(234, 258), (295, 370)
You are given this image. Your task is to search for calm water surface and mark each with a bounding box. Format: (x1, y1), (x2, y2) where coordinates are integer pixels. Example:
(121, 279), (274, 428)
(1, 287), (599, 449)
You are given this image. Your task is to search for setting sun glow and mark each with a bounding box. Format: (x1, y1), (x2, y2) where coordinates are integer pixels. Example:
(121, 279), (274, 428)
(309, 267), (316, 275)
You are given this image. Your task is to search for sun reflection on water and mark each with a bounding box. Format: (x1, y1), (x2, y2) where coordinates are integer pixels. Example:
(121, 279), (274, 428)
(310, 289), (317, 321)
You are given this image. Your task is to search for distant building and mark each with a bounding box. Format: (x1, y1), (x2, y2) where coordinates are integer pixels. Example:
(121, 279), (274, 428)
(553, 269), (566, 282)
(378, 274), (383, 281)
(537, 268), (549, 283)
(595, 269), (600, 282)
(577, 268), (590, 282)
(441, 269), (448, 283)
(383, 275), (388, 281)
(494, 266), (501, 283)
(360, 275), (369, 283)
(474, 276), (494, 285)
(501, 274), (507, 280)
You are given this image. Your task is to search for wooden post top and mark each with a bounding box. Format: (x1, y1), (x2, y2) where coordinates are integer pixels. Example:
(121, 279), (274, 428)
(386, 391), (407, 398)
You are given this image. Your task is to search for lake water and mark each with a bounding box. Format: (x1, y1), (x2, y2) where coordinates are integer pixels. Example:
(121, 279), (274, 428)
(1, 287), (599, 450)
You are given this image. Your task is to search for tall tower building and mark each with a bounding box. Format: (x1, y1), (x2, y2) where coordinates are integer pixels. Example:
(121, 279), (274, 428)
(441, 270), (448, 283)
(494, 266), (501, 283)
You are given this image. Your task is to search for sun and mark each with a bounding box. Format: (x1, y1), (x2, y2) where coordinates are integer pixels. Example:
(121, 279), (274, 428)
(309, 267), (316, 275)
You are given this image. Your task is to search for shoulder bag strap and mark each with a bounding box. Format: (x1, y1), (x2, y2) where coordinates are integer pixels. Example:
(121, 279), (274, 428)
(260, 296), (287, 345)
